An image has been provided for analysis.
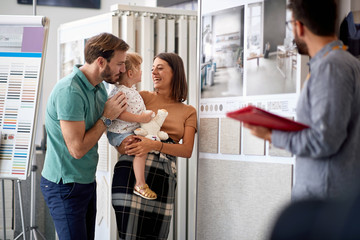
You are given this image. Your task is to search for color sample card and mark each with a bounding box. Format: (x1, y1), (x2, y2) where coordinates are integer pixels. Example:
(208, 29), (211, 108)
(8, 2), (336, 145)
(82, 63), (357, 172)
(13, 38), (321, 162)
(0, 53), (42, 179)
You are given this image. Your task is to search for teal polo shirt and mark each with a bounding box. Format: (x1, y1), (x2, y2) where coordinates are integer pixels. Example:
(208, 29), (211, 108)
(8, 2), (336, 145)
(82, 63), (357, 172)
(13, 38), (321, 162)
(42, 65), (107, 184)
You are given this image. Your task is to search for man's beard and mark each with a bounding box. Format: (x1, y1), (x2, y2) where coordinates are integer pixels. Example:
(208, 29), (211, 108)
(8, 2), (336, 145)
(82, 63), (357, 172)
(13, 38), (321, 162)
(294, 31), (309, 55)
(101, 65), (119, 84)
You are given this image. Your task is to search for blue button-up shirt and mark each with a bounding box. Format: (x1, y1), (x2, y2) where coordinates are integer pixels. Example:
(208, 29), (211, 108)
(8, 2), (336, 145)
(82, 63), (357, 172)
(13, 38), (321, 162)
(272, 40), (360, 201)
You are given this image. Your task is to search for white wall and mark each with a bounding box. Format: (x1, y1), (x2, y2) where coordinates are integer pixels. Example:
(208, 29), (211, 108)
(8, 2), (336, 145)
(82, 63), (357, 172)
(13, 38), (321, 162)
(0, 0), (156, 143)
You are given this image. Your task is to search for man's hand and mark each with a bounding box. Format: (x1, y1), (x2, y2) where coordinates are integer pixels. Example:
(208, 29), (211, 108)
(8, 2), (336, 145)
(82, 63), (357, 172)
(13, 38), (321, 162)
(243, 123), (272, 142)
(103, 91), (127, 120)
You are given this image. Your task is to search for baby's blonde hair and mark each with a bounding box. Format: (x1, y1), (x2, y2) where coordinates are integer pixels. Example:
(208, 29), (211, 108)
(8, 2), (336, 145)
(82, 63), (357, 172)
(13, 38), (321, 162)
(119, 52), (142, 83)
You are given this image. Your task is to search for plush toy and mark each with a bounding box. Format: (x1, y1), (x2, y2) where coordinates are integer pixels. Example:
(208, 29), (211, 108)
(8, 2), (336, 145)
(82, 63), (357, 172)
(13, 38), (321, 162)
(134, 109), (169, 153)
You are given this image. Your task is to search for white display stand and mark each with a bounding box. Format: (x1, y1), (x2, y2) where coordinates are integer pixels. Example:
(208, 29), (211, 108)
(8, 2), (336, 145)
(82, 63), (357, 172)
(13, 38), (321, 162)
(58, 5), (198, 240)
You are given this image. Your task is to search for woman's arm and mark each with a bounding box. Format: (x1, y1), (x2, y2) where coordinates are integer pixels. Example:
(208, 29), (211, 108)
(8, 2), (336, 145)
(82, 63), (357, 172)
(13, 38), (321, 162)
(120, 126), (196, 158)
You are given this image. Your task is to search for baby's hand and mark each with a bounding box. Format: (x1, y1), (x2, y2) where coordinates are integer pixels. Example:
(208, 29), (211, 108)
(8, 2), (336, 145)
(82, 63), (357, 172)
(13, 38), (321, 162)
(140, 110), (154, 123)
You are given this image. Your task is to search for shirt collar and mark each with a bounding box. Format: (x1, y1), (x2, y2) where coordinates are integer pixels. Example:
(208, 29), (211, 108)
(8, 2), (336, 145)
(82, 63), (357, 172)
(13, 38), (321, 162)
(309, 40), (344, 66)
(73, 64), (99, 92)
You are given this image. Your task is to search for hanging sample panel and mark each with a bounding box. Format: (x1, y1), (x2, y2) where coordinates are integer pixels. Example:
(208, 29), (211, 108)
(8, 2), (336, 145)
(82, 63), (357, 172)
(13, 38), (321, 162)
(155, 17), (166, 54)
(177, 16), (189, 74)
(188, 15), (198, 106)
(120, 13), (136, 52)
(140, 13), (155, 91)
(167, 18), (176, 53)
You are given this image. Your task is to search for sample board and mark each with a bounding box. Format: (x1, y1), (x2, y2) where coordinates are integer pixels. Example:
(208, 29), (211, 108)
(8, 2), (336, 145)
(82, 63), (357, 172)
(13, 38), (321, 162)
(0, 15), (49, 180)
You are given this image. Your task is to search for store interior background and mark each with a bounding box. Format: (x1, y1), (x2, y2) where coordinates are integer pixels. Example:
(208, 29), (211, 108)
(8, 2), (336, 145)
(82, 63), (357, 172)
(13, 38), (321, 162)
(0, 0), (359, 240)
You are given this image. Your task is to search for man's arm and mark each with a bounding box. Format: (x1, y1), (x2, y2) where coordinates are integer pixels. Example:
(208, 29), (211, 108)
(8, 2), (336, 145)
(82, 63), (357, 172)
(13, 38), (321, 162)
(272, 62), (354, 158)
(61, 91), (127, 159)
(60, 120), (106, 159)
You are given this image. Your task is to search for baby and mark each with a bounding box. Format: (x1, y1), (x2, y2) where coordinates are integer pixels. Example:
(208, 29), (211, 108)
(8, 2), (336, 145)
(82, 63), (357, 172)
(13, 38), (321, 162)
(107, 52), (157, 200)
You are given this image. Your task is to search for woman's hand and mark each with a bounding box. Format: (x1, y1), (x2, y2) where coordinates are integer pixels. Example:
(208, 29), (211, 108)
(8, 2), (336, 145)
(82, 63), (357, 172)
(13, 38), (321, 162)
(124, 136), (159, 156)
(116, 135), (140, 155)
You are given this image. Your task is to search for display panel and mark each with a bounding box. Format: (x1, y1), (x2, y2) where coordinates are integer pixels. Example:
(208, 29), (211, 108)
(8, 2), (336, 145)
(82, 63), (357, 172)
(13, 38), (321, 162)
(201, 5), (244, 98)
(17, 0), (101, 9)
(197, 2), (299, 240)
(0, 16), (48, 180)
(200, 0), (297, 99)
(198, 0), (301, 163)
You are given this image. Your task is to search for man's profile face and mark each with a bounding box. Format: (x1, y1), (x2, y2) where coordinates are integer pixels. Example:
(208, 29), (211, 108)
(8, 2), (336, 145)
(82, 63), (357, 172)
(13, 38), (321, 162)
(294, 29), (309, 55)
(292, 17), (309, 56)
(101, 50), (127, 84)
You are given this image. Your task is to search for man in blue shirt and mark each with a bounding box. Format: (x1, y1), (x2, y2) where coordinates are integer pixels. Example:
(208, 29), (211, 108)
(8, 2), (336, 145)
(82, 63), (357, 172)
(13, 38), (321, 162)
(41, 33), (129, 239)
(245, 0), (360, 201)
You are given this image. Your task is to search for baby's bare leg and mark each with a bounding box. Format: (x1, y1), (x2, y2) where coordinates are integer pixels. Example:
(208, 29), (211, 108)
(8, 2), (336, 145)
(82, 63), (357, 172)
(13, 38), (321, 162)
(133, 154), (147, 186)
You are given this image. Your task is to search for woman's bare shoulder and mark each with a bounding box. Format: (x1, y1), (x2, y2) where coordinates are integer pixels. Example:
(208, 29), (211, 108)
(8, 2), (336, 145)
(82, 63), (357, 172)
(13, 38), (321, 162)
(139, 90), (154, 98)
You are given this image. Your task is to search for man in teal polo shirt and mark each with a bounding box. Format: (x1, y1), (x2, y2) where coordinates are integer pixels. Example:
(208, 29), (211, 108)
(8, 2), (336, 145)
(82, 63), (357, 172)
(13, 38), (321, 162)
(40, 33), (129, 240)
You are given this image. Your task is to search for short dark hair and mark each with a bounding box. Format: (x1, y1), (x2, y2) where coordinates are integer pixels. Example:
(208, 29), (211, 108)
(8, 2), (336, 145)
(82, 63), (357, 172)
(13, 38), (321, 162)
(154, 53), (188, 102)
(287, 0), (337, 36)
(84, 32), (129, 64)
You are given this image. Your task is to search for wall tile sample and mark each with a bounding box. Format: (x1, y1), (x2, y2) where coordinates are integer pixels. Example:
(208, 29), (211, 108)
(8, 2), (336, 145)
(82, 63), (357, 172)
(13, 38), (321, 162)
(243, 126), (265, 155)
(220, 118), (241, 154)
(199, 118), (219, 153)
(197, 158), (292, 240)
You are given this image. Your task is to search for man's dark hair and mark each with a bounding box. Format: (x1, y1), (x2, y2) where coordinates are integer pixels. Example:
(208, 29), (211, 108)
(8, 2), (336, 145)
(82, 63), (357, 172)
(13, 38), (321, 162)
(84, 32), (129, 64)
(287, 0), (337, 36)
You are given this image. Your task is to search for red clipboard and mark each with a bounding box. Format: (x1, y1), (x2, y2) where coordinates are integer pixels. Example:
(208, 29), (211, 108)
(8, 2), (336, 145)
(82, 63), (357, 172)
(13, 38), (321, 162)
(226, 106), (309, 131)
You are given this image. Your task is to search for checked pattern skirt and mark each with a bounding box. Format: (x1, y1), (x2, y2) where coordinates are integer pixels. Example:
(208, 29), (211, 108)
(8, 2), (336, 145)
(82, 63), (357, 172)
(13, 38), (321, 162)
(112, 151), (177, 240)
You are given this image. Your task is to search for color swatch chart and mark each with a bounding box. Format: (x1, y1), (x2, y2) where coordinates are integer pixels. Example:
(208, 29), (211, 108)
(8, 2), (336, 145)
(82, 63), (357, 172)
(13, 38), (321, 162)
(0, 52), (41, 179)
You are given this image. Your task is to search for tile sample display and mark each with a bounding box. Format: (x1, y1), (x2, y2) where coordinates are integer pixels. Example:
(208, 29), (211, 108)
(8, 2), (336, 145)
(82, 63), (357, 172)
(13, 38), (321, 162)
(220, 118), (241, 154)
(243, 126), (265, 155)
(199, 118), (219, 153)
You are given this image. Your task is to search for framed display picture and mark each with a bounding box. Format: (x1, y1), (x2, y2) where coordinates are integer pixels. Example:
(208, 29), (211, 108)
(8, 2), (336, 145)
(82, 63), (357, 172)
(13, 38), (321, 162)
(17, 0), (101, 9)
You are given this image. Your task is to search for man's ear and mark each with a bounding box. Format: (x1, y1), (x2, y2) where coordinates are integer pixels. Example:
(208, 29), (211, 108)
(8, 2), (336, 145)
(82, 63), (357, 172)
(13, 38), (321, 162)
(295, 20), (305, 37)
(96, 56), (106, 69)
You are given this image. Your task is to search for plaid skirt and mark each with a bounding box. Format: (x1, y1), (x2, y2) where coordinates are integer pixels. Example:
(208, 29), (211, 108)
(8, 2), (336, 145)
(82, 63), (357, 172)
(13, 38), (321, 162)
(112, 148), (177, 240)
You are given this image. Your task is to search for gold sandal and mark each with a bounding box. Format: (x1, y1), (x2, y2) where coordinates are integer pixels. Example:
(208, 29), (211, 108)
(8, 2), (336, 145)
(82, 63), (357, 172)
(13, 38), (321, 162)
(133, 184), (157, 200)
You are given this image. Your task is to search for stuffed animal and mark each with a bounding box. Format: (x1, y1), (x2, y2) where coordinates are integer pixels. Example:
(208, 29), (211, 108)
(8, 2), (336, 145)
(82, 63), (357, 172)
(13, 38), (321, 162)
(134, 109), (169, 153)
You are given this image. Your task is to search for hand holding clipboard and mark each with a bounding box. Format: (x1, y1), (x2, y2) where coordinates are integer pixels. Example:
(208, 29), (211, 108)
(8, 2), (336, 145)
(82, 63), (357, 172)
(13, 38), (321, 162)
(226, 106), (309, 131)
